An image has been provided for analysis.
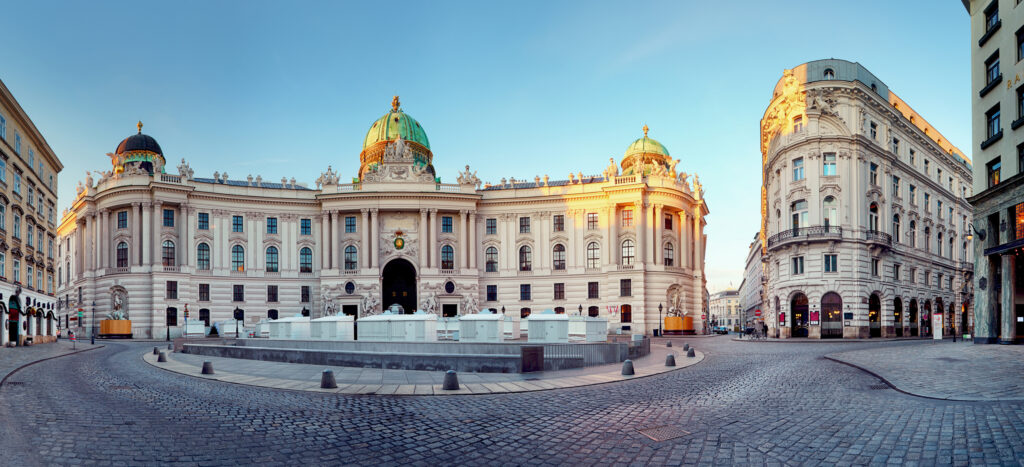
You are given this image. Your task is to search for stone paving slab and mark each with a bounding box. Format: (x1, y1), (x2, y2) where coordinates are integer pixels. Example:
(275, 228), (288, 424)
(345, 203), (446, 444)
(142, 340), (705, 396)
(826, 340), (1024, 401)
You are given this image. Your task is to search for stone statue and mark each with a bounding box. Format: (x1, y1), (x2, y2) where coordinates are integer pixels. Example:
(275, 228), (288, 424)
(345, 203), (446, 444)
(177, 158), (194, 180)
(106, 290), (128, 320)
(693, 174), (703, 198)
(669, 159), (680, 178)
(420, 293), (437, 314)
(462, 292), (479, 315)
(76, 181), (85, 196)
(361, 293), (380, 316)
(603, 157), (619, 180)
(85, 171), (94, 188)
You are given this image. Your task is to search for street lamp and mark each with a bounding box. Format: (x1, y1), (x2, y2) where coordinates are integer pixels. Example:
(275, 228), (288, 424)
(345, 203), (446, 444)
(501, 306), (505, 316)
(658, 303), (663, 337)
(91, 301), (96, 345)
(233, 307), (242, 338)
(966, 222), (986, 241)
(578, 304), (583, 316)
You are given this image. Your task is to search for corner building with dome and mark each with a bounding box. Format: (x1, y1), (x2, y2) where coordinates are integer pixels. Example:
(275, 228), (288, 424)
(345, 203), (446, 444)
(56, 98), (709, 339)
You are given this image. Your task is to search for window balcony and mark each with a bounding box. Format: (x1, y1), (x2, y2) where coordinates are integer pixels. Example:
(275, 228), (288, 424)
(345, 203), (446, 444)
(766, 225), (842, 250)
(618, 264), (635, 271)
(864, 230), (893, 247)
(162, 265), (180, 273)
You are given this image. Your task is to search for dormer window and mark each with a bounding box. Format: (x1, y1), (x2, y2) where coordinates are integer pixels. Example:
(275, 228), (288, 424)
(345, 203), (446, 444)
(823, 68), (835, 80)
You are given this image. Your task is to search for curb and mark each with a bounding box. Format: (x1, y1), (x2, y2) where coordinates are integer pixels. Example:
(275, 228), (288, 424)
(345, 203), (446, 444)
(1, 345), (106, 387)
(823, 355), (1024, 403)
(142, 348), (707, 396)
(731, 337), (927, 343)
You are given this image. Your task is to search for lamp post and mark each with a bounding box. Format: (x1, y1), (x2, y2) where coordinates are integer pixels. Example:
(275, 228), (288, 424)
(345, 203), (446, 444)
(658, 303), (663, 337)
(578, 304), (583, 316)
(501, 306), (505, 316)
(91, 301), (96, 345)
(233, 307), (242, 338)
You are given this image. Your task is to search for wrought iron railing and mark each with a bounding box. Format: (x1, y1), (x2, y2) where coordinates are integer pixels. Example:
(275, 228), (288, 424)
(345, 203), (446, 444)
(766, 225), (842, 248)
(865, 230), (893, 246)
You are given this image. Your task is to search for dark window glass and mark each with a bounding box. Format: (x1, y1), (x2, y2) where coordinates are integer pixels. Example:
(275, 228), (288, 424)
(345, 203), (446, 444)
(232, 285), (244, 302)
(199, 284), (210, 301)
(587, 213), (598, 230)
(166, 281), (178, 299)
(266, 217), (277, 234)
(520, 284), (531, 301)
(344, 246), (358, 270)
(486, 218), (497, 235)
(664, 214), (673, 230)
(519, 245), (531, 271)
(345, 216), (356, 233)
(441, 245), (454, 270)
(986, 52), (1000, 85)
(300, 218), (311, 235)
(116, 242), (128, 268)
(300, 247), (313, 273)
(198, 212), (209, 230)
(987, 105), (1001, 138)
(301, 286), (310, 303)
(232, 215), (244, 233)
(268, 285), (278, 302)
(442, 216), (453, 233)
(486, 285), (497, 302)
(197, 243), (210, 270)
(588, 281), (599, 299)
(485, 246), (498, 272)
(552, 244), (566, 270)
(553, 283), (564, 300)
(163, 209), (174, 227)
(620, 279), (631, 297)
(265, 246), (279, 272)
(117, 211), (127, 229)
(553, 215), (564, 232)
(519, 217), (530, 233)
(232, 245), (245, 271)
(161, 240), (175, 266)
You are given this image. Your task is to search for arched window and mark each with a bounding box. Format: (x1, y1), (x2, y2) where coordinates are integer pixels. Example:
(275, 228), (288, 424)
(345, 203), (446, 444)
(485, 246), (498, 272)
(823, 68), (835, 79)
(791, 200), (808, 231)
(868, 203), (879, 232)
(909, 221), (917, 247)
(299, 247), (313, 273)
(892, 215), (901, 242)
(441, 245), (454, 270)
(552, 244), (565, 270)
(265, 246), (278, 272)
(664, 243), (674, 266)
(937, 232), (944, 257)
(962, 241), (968, 261)
(823, 196), (837, 228)
(949, 237), (955, 260)
(116, 242), (128, 268)
(621, 239), (635, 266)
(518, 245), (531, 271)
(924, 226), (931, 253)
(586, 242), (600, 269)
(197, 243), (210, 270)
(232, 245), (245, 271)
(161, 240), (175, 266)
(344, 245), (358, 270)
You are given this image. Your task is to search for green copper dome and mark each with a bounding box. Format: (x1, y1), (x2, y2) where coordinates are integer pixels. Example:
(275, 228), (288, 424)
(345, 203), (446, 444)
(624, 135), (669, 159)
(621, 125), (672, 175)
(362, 97), (430, 151)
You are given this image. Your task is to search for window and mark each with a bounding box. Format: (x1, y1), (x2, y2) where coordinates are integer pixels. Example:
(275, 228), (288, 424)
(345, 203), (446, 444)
(824, 254), (838, 273)
(47, 239), (52, 258)
(924, 159), (930, 176)
(116, 242), (128, 268)
(938, 232), (945, 256)
(664, 243), (674, 266)
(198, 284), (210, 301)
(267, 285), (278, 303)
(197, 243), (210, 270)
(442, 216), (453, 233)
(300, 218), (311, 235)
(14, 133), (20, 154)
(986, 2), (999, 31)
(117, 211), (128, 229)
(161, 241), (175, 266)
(12, 173), (19, 195)
(0, 159), (5, 183)
(0, 114), (4, 141)
(586, 242), (600, 268)
(621, 210), (633, 227)
(232, 245), (245, 271)
(909, 221), (917, 247)
(13, 259), (19, 283)
(519, 217), (530, 233)
(909, 148), (916, 164)
(823, 68), (835, 79)
(588, 281), (599, 299)
(822, 196), (837, 228)
(12, 215), (19, 239)
(792, 115), (803, 132)
(792, 256), (804, 275)
(1016, 202), (1024, 241)
(791, 200), (808, 230)
(937, 200), (943, 218)
(892, 175), (900, 198)
(345, 216), (356, 233)
(232, 215), (244, 233)
(485, 246), (498, 272)
(587, 212), (598, 230)
(198, 212), (209, 230)
(988, 157), (1001, 187)
(620, 279), (632, 297)
(893, 215), (901, 242)
(344, 245), (358, 270)
(301, 286), (310, 303)
(518, 245), (531, 271)
(869, 163), (878, 185)
(870, 122), (877, 140)
(986, 51), (1001, 86)
(553, 214), (564, 232)
(924, 226), (931, 253)
(441, 245), (455, 270)
(893, 263), (901, 282)
(552, 244), (566, 270)
(1018, 24), (1024, 61)
(909, 185), (917, 204)
(299, 247), (313, 272)
(26, 224), (33, 247)
(868, 203), (879, 232)
(520, 284), (531, 301)
(822, 153), (836, 176)
(949, 206), (954, 221)
(486, 285), (497, 302)
(233, 285), (244, 302)
(793, 158), (804, 181)
(486, 218), (497, 235)
(266, 217), (277, 234)
(27, 186), (33, 207)
(892, 138), (900, 155)
(621, 239), (635, 266)
(664, 214), (673, 230)
(163, 209), (174, 227)
(0, 205), (4, 230)
(265, 246), (279, 272)
(166, 281), (178, 300)
(987, 105), (1001, 139)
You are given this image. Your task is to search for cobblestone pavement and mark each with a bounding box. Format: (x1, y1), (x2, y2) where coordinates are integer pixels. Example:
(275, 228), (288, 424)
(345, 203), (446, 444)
(0, 340), (101, 381)
(826, 341), (1024, 401)
(2, 337), (1023, 465)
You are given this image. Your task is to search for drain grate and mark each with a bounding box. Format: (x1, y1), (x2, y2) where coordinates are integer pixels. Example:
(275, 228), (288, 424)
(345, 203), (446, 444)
(868, 384), (889, 390)
(638, 425), (691, 442)
(5, 381), (25, 386)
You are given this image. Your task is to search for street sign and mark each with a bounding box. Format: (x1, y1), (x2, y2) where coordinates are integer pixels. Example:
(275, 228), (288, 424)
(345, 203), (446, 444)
(77, 310), (83, 318)
(701, 314), (706, 320)
(754, 309), (762, 317)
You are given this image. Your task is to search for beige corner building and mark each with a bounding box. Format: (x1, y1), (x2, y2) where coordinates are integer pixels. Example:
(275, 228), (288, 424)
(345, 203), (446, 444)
(963, 0), (1024, 344)
(0, 79), (63, 347)
(759, 59), (974, 339)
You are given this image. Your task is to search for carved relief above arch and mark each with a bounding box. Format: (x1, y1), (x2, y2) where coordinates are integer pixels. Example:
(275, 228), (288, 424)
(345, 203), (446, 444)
(583, 232), (604, 244)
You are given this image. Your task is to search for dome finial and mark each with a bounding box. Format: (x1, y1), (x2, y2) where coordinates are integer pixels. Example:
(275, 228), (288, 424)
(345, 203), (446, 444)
(642, 124), (649, 137)
(392, 95), (400, 112)
(137, 121), (143, 134)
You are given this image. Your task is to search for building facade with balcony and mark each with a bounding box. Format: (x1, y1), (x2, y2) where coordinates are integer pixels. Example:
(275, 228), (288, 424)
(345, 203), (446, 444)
(963, 0), (1024, 344)
(709, 289), (741, 331)
(759, 59), (974, 339)
(56, 99), (709, 339)
(0, 79), (63, 347)
(739, 231), (764, 326)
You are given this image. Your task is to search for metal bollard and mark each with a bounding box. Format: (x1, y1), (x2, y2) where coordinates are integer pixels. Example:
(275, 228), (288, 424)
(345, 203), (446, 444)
(321, 370), (337, 389)
(687, 348), (696, 358)
(201, 361), (215, 375)
(167, 343), (173, 351)
(621, 359), (635, 376)
(666, 341), (672, 347)
(683, 343), (690, 351)
(442, 370), (459, 390)
(665, 353), (676, 367)
(157, 352), (167, 363)
(153, 347), (160, 355)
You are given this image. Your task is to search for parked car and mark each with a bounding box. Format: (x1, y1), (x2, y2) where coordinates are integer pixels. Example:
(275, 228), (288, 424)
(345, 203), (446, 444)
(713, 326), (730, 334)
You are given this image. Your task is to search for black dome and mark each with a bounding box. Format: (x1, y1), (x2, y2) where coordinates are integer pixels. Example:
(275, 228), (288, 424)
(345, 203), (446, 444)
(116, 133), (162, 155)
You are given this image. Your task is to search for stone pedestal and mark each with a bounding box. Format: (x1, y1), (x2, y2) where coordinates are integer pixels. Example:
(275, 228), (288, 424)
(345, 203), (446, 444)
(183, 319), (207, 338)
(214, 320), (245, 337)
(268, 316), (311, 340)
(256, 320), (272, 338)
(527, 311), (569, 343)
(358, 312), (438, 342)
(503, 316), (521, 339)
(310, 315), (355, 341)
(569, 316), (609, 342)
(459, 311), (504, 343)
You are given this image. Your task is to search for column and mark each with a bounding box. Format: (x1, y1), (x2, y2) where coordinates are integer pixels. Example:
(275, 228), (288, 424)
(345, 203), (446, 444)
(100, 210), (110, 268)
(693, 207), (703, 273)
(566, 210), (576, 268)
(678, 212), (687, 269)
(429, 209), (438, 268)
(180, 205), (190, 266)
(330, 211), (340, 270)
(361, 209), (370, 269)
(131, 203), (141, 266)
(372, 208), (380, 268)
(653, 204), (662, 265)
(141, 204), (151, 268)
(320, 213), (330, 270)
(536, 213), (547, 271)
(459, 210), (468, 269)
(636, 201), (646, 265)
(84, 214), (94, 272)
(419, 209), (429, 268)
(1001, 254), (1017, 344)
(607, 206), (617, 267)
(151, 201), (162, 266)
(468, 212), (477, 269)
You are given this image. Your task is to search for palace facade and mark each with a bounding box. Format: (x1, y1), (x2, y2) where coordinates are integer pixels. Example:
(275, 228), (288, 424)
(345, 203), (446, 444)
(56, 98), (709, 339)
(759, 59), (974, 339)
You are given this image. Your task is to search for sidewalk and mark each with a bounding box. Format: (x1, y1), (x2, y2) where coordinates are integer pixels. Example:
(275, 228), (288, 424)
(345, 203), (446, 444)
(0, 341), (104, 384)
(732, 336), (925, 343)
(826, 341), (1024, 401)
(143, 340), (706, 396)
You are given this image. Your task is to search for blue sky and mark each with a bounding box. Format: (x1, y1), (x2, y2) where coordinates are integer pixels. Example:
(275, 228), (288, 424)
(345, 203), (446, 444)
(1, 0), (970, 292)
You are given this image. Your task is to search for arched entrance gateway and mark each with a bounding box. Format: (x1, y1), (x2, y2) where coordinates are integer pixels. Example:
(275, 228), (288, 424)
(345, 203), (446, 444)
(791, 293), (809, 338)
(868, 293), (881, 338)
(821, 292), (843, 339)
(7, 296), (20, 345)
(382, 258), (417, 314)
(909, 299), (919, 337)
(894, 298), (904, 337)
